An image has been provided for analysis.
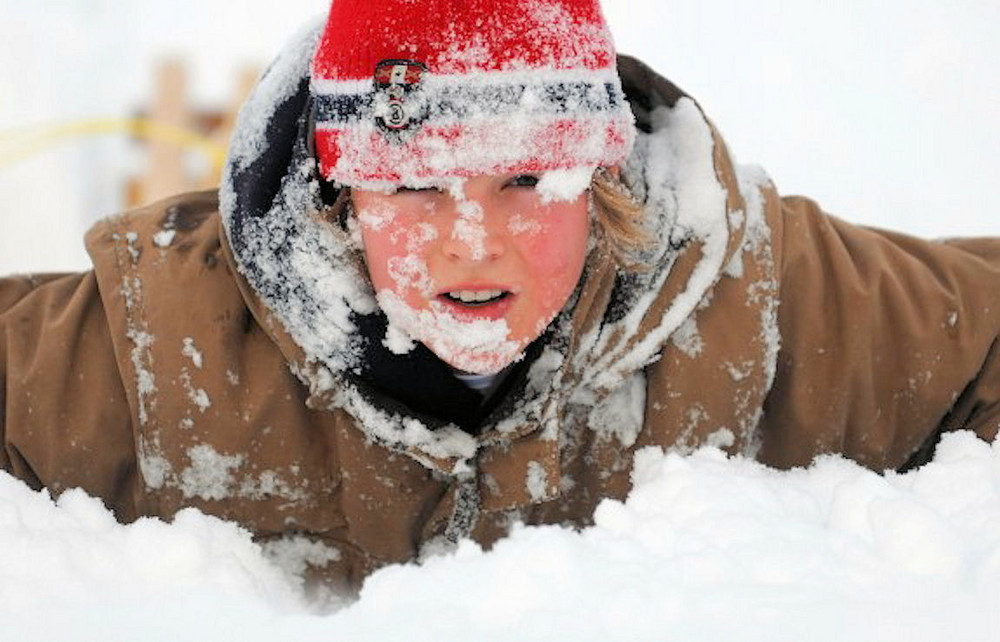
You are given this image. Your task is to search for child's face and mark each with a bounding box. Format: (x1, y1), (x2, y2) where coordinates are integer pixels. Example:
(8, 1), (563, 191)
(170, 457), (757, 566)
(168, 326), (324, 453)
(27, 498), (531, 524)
(352, 172), (591, 374)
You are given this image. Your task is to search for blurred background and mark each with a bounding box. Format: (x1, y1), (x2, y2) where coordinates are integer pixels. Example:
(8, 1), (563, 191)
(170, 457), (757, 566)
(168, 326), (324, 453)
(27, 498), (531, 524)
(3, 1), (999, 273)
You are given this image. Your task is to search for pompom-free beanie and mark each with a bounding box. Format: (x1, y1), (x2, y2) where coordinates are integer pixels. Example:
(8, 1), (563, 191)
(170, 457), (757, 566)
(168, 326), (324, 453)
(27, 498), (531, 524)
(310, 0), (634, 188)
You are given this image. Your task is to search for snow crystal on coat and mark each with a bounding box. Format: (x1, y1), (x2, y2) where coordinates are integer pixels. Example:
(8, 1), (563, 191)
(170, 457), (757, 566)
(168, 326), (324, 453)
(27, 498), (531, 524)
(187, 387), (211, 413)
(126, 328), (156, 426)
(113, 227), (160, 429)
(582, 99), (732, 393)
(329, 380), (478, 472)
(524, 461), (549, 502)
(152, 229), (176, 248)
(704, 427), (736, 449)
(137, 435), (171, 491)
(238, 470), (310, 504)
(587, 371), (646, 448)
(724, 360), (756, 383)
(260, 534), (342, 581)
(670, 316), (704, 357)
(736, 163), (781, 395)
(181, 337), (204, 368)
(179, 445), (246, 501)
(722, 244), (745, 278)
(180, 371), (211, 413)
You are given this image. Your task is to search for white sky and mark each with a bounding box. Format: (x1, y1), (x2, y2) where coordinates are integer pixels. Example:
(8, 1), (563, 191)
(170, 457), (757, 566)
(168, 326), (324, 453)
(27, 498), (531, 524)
(2, 1), (999, 272)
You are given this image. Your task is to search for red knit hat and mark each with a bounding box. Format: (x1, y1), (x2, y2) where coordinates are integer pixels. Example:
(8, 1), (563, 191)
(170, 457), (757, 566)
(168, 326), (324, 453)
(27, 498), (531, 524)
(310, 0), (634, 188)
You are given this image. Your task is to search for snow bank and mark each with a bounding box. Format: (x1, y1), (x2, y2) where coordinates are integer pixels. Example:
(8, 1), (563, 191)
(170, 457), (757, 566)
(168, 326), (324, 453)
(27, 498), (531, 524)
(4, 431), (1000, 641)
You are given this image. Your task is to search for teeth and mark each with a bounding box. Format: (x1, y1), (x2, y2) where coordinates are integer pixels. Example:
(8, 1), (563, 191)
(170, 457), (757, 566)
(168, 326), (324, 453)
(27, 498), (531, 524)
(449, 289), (505, 303)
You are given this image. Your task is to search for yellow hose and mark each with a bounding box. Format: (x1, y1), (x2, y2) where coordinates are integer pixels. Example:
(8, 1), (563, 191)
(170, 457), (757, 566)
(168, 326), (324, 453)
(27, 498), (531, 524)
(0, 117), (227, 171)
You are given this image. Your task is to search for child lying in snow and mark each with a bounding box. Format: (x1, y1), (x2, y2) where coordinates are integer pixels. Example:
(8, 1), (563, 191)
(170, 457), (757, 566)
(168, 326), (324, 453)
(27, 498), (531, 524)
(3, 0), (1000, 593)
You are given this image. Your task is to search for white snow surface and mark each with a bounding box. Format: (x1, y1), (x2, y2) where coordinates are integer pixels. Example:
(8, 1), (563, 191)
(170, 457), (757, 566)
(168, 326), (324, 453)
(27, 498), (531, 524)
(2, 431), (1000, 640)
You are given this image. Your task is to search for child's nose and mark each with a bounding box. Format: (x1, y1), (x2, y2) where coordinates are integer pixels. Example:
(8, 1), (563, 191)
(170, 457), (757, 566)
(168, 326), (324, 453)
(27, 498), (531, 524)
(441, 202), (506, 262)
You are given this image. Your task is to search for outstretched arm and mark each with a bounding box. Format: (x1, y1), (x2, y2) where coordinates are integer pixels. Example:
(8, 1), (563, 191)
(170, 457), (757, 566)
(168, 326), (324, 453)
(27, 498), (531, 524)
(758, 196), (1000, 470)
(0, 271), (138, 518)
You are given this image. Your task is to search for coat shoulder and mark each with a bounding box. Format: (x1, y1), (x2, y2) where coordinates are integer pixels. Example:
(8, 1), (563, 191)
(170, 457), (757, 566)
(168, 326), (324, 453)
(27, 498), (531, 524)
(82, 190), (258, 490)
(83, 189), (245, 360)
(81, 191), (343, 526)
(85, 189), (225, 284)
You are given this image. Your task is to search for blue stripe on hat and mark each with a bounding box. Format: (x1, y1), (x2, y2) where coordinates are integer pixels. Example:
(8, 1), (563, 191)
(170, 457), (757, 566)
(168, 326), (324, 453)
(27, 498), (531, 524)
(313, 81), (624, 125)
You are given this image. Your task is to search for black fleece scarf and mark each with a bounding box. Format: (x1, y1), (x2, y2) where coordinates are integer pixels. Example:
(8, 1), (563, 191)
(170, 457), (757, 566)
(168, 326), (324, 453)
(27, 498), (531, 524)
(348, 311), (546, 435)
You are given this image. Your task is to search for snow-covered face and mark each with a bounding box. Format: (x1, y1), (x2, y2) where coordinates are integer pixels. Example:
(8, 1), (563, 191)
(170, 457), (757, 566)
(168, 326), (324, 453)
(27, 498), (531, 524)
(353, 170), (592, 374)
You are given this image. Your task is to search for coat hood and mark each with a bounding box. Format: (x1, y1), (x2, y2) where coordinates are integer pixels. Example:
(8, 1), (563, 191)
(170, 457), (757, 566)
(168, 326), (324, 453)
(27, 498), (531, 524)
(219, 21), (773, 473)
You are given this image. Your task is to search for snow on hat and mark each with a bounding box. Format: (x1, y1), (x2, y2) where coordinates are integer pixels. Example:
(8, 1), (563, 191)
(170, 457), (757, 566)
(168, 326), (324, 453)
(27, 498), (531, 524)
(310, 0), (635, 189)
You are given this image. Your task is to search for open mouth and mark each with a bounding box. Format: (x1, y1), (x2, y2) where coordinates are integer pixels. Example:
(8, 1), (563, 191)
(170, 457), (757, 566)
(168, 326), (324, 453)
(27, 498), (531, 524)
(442, 289), (511, 307)
(436, 288), (516, 321)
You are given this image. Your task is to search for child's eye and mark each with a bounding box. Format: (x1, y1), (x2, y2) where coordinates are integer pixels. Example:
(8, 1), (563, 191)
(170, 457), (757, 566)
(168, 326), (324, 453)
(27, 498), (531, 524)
(508, 174), (539, 188)
(394, 185), (440, 194)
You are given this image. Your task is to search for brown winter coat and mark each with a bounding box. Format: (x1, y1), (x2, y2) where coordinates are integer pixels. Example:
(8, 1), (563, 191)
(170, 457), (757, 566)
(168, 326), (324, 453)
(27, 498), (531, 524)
(3, 56), (1000, 591)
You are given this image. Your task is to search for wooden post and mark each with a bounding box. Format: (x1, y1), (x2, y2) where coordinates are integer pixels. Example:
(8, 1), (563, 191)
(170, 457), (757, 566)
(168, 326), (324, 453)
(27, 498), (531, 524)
(202, 64), (259, 189)
(142, 59), (191, 205)
(125, 60), (261, 208)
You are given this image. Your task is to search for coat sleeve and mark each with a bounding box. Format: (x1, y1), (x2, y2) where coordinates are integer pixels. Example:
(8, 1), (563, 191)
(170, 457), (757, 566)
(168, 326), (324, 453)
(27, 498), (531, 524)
(757, 196), (1000, 470)
(0, 271), (139, 519)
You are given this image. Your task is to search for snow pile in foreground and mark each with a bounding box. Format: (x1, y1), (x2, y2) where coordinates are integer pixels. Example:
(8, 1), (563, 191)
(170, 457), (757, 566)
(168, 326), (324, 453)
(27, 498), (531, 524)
(4, 431), (1000, 641)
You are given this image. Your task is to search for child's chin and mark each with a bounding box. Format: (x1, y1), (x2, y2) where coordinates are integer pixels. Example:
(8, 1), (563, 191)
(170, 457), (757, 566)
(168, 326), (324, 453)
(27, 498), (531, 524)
(430, 341), (525, 376)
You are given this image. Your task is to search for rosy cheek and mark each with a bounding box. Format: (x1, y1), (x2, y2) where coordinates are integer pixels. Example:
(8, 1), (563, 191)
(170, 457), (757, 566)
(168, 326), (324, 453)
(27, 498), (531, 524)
(507, 213), (544, 237)
(360, 223), (404, 288)
(409, 222), (438, 250)
(533, 250), (578, 301)
(360, 233), (395, 292)
(520, 206), (589, 299)
(361, 216), (440, 299)
(386, 254), (435, 296)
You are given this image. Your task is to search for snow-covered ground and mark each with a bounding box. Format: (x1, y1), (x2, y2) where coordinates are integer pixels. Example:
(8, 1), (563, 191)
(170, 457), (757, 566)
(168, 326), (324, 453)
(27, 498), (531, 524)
(3, 1), (1000, 272)
(4, 431), (1000, 641)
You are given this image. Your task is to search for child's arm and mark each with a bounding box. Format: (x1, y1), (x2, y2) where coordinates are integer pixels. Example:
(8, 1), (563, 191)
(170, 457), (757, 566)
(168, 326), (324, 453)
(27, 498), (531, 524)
(0, 271), (139, 518)
(757, 195), (1000, 470)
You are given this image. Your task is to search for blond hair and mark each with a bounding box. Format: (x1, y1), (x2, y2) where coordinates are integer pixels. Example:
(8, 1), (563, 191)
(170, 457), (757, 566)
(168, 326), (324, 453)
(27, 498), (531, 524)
(590, 168), (650, 270)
